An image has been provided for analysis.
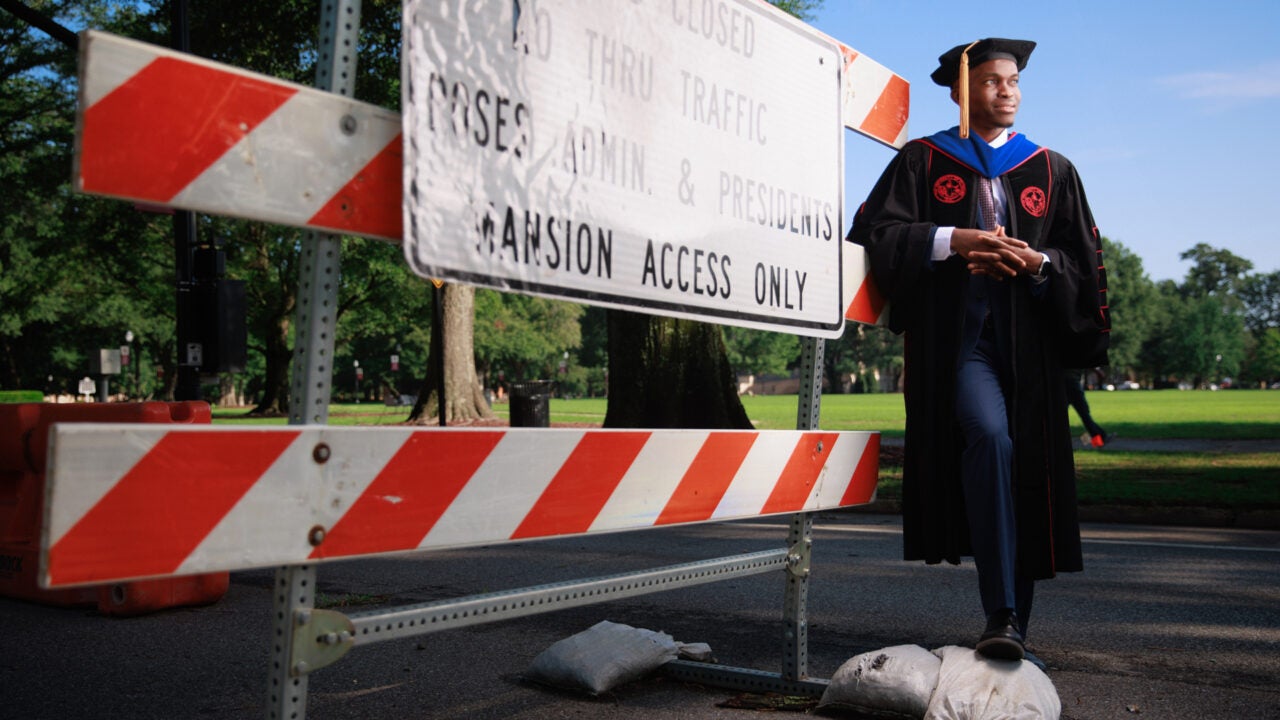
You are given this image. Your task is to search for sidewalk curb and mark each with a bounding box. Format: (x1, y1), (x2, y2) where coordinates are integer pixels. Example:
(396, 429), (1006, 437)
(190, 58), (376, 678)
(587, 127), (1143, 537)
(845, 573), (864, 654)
(1075, 505), (1280, 531)
(845, 502), (1280, 531)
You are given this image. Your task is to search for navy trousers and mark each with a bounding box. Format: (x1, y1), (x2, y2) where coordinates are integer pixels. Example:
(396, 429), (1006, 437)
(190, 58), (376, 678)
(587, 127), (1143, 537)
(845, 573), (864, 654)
(1065, 373), (1106, 438)
(955, 330), (1034, 637)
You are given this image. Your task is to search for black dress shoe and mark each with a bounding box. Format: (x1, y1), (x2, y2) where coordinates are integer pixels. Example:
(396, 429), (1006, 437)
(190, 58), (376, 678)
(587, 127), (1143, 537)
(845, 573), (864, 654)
(976, 609), (1025, 661)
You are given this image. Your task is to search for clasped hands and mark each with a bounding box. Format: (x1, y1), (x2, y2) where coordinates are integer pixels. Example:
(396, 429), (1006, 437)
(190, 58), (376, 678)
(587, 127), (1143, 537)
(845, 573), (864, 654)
(951, 226), (1042, 278)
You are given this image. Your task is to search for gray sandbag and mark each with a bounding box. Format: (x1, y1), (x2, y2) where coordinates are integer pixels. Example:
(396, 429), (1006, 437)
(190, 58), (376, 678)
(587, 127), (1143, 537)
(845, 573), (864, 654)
(818, 644), (941, 718)
(524, 620), (680, 695)
(924, 645), (1060, 720)
(675, 641), (714, 662)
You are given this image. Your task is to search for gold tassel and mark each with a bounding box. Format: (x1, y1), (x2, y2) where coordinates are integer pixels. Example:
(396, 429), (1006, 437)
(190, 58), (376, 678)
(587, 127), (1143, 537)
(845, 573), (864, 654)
(958, 40), (980, 139)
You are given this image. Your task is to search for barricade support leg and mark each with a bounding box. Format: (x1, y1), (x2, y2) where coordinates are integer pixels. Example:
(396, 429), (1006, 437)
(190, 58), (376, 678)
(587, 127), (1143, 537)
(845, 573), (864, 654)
(661, 659), (831, 698)
(783, 512), (814, 681)
(267, 565), (317, 719)
(781, 336), (825, 682)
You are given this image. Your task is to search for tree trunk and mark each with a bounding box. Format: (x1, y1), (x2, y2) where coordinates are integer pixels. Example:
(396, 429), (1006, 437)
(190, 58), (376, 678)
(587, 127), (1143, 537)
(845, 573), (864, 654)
(249, 318), (290, 417)
(823, 341), (848, 395)
(409, 284), (495, 424)
(215, 375), (241, 407)
(157, 350), (177, 402)
(603, 311), (752, 429)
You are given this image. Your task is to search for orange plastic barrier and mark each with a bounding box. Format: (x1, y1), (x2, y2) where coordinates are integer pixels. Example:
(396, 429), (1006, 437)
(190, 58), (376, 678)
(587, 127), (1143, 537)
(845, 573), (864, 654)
(0, 401), (229, 615)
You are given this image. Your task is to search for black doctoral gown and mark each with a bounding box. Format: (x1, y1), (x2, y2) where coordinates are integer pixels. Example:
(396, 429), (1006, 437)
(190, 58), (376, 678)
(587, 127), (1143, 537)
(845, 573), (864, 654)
(849, 136), (1110, 580)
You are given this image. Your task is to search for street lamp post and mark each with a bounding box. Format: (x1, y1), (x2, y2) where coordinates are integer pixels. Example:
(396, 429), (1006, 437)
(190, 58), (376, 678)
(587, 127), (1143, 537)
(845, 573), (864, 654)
(390, 347), (401, 406)
(354, 360), (362, 403)
(124, 331), (135, 400)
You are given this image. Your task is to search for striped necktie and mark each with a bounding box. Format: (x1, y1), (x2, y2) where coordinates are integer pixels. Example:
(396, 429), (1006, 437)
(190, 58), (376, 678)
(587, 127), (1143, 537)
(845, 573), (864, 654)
(974, 176), (997, 324)
(976, 176), (998, 230)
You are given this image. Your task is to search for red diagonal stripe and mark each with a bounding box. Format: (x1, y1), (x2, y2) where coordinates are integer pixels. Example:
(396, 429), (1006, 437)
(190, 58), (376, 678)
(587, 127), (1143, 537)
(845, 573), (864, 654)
(656, 432), (756, 525)
(308, 133), (404, 240)
(312, 431), (505, 559)
(80, 57), (296, 201)
(860, 74), (909, 144)
(839, 434), (880, 506)
(761, 432), (839, 514)
(511, 432), (650, 539)
(48, 430), (300, 585)
(846, 273), (886, 323)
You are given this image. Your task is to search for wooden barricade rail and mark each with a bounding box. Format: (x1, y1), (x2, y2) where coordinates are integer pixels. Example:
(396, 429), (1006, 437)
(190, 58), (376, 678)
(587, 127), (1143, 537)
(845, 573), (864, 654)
(43, 425), (879, 587)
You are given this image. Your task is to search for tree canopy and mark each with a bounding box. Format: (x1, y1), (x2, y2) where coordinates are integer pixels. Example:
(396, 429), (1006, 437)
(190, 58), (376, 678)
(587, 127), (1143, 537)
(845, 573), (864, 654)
(2, 0), (1278, 406)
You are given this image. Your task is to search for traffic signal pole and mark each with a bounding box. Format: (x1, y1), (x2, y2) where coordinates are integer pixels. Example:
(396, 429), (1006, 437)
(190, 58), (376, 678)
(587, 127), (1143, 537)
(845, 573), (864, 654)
(171, 0), (201, 402)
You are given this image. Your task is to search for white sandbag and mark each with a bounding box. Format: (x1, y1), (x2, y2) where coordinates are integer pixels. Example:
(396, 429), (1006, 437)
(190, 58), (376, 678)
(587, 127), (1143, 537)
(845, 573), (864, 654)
(924, 646), (1060, 720)
(524, 620), (680, 695)
(818, 644), (941, 718)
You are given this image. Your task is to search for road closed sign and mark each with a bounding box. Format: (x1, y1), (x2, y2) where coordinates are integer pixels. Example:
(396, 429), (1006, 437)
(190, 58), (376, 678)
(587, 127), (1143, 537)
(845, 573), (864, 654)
(403, 0), (845, 337)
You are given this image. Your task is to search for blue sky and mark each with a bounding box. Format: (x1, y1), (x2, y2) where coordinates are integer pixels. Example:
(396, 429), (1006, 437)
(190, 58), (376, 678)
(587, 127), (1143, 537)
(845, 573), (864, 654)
(808, 0), (1280, 283)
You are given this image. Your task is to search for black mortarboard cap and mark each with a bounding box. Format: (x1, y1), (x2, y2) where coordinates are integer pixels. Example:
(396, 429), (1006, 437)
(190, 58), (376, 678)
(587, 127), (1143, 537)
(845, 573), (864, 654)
(930, 38), (1036, 87)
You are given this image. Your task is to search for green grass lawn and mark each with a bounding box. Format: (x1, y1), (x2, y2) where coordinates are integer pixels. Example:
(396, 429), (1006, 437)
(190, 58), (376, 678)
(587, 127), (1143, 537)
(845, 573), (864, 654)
(212, 389), (1280, 513)
(770, 389), (1280, 439)
(871, 450), (1280, 511)
(212, 388), (1280, 438)
(1073, 450), (1280, 509)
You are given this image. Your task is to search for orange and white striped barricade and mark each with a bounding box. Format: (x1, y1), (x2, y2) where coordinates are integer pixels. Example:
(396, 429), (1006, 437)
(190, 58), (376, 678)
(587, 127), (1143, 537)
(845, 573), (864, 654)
(44, 426), (880, 585)
(843, 242), (889, 326)
(41, 424), (878, 674)
(75, 31), (403, 242)
(75, 26), (898, 332)
(64, 1), (906, 715)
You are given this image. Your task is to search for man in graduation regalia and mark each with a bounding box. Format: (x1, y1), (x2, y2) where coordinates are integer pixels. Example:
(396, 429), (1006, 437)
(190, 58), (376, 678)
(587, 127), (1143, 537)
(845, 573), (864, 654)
(848, 38), (1110, 664)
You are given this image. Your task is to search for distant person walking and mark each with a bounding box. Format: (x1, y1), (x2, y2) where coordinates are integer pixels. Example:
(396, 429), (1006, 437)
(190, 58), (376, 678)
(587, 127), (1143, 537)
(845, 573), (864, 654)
(1065, 371), (1109, 448)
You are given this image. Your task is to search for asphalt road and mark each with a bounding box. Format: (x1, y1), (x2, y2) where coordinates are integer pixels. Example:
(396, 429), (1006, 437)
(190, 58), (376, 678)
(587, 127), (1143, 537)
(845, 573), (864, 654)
(3, 514), (1278, 719)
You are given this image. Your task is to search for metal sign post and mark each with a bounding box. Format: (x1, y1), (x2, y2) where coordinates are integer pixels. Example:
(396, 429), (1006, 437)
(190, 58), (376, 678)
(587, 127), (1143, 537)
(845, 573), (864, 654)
(270, 1), (363, 717)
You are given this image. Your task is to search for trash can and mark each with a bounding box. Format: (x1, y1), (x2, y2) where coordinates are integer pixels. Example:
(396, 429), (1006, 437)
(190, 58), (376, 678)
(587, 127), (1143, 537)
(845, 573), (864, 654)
(509, 380), (554, 427)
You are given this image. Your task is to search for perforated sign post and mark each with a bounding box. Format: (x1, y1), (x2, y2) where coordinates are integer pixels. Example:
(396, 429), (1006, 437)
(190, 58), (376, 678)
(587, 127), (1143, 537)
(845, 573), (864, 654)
(403, 0), (846, 337)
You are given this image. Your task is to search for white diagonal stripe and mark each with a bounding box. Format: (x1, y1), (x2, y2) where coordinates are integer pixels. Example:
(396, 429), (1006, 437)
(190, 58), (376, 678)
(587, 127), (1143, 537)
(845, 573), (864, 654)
(422, 430), (585, 547)
(45, 424), (153, 546)
(842, 53), (895, 132)
(590, 431), (706, 530)
(172, 91), (399, 225)
(713, 432), (796, 519)
(813, 433), (868, 507)
(81, 32), (168, 108)
(176, 427), (409, 574)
